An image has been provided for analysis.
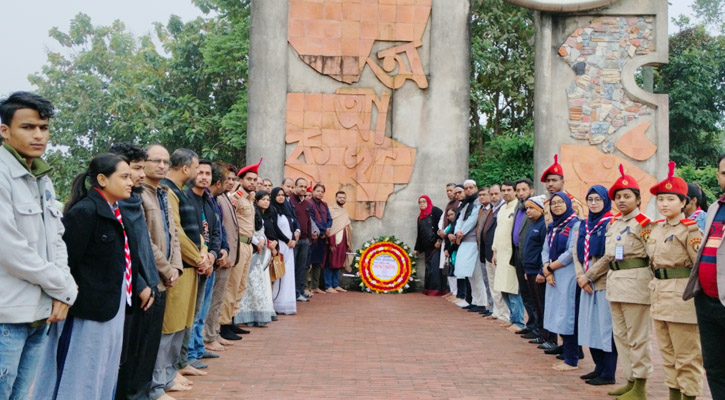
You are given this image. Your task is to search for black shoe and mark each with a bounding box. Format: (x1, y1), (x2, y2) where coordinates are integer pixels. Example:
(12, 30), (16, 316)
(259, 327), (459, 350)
(522, 332), (538, 339)
(529, 337), (546, 344)
(545, 345), (563, 355)
(515, 328), (531, 335)
(462, 305), (474, 310)
(481, 310), (493, 317)
(468, 306), (484, 313)
(586, 377), (616, 386)
(580, 370), (600, 380)
(231, 325), (251, 334)
(538, 341), (557, 350)
(220, 325), (242, 341)
(557, 352), (585, 360)
(578, 348), (585, 360)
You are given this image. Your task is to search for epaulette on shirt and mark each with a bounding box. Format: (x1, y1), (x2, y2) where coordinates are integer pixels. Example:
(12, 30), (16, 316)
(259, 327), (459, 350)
(681, 218), (700, 233)
(635, 213), (651, 227)
(609, 212), (623, 225)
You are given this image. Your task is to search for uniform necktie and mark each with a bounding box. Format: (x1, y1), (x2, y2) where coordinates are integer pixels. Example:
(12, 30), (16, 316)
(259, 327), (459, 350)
(114, 207), (133, 306)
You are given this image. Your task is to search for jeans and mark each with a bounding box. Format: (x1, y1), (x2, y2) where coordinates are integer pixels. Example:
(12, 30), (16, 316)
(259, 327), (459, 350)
(188, 272), (215, 362)
(695, 293), (725, 399)
(0, 323), (48, 400)
(294, 239), (311, 297)
(502, 292), (525, 328)
(323, 268), (340, 289)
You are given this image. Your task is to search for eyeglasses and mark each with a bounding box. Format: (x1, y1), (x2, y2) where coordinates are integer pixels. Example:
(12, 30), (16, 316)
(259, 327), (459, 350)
(550, 200), (566, 206)
(587, 197), (603, 204)
(147, 159), (170, 165)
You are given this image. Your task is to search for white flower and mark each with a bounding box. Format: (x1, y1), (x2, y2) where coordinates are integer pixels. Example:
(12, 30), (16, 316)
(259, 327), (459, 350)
(404, 284), (410, 289)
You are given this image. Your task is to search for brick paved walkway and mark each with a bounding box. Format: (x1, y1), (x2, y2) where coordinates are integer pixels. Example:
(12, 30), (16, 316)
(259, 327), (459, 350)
(173, 292), (712, 400)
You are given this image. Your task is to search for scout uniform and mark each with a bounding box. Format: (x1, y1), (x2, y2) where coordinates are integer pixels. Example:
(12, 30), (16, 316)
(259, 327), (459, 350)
(589, 164), (653, 399)
(540, 154), (587, 225)
(645, 162), (704, 400)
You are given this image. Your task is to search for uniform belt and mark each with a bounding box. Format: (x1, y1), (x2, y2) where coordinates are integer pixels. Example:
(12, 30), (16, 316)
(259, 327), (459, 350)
(609, 257), (649, 271)
(653, 267), (692, 280)
(240, 235), (252, 245)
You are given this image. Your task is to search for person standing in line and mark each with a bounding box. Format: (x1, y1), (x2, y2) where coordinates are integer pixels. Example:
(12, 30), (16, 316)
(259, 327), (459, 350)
(140, 144), (188, 399)
(220, 159), (261, 338)
(685, 182), (708, 232)
(542, 193), (581, 372)
(281, 178), (302, 242)
(441, 183), (462, 300)
(522, 195), (556, 350)
(683, 154), (725, 400)
(482, 184), (510, 323)
(184, 160), (224, 369)
(492, 180), (525, 331)
(270, 187), (298, 315)
(646, 162), (704, 400)
(453, 180), (486, 310)
(290, 177), (315, 302)
(309, 183), (333, 294)
(415, 195), (444, 296)
(109, 143), (163, 400)
(574, 185), (617, 386)
(32, 153), (134, 399)
(474, 186), (494, 316)
(588, 165), (654, 399)
(0, 92), (77, 400)
(204, 163), (240, 352)
(327, 191), (352, 292)
(512, 178), (538, 338)
(160, 149), (210, 381)
(541, 154), (586, 225)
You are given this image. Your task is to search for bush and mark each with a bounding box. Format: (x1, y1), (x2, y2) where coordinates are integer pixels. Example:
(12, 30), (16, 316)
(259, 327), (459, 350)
(676, 164), (720, 207)
(469, 131), (534, 186)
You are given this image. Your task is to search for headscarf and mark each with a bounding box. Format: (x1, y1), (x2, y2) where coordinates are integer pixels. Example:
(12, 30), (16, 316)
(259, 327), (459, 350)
(270, 187), (292, 220)
(418, 195), (433, 221)
(577, 185), (613, 270)
(547, 192), (578, 262)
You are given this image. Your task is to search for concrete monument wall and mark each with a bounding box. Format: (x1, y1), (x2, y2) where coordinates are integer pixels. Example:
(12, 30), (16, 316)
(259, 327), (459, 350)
(510, 0), (669, 214)
(246, 0), (471, 249)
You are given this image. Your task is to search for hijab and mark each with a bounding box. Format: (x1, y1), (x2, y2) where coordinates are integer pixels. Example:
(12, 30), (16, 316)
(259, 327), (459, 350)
(547, 192), (578, 262)
(577, 185), (613, 269)
(418, 195), (433, 220)
(270, 187), (292, 220)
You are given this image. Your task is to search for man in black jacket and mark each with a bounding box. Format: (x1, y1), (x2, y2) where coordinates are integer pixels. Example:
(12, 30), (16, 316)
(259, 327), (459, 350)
(110, 143), (163, 400)
(184, 159), (224, 370)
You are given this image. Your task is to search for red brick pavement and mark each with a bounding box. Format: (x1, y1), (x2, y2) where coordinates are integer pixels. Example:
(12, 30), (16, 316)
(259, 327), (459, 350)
(173, 292), (712, 400)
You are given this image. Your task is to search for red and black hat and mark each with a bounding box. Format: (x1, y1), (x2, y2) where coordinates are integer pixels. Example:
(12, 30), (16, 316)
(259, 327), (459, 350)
(649, 161), (687, 197)
(307, 180), (314, 193)
(238, 157), (262, 177)
(608, 164), (640, 200)
(540, 154), (564, 182)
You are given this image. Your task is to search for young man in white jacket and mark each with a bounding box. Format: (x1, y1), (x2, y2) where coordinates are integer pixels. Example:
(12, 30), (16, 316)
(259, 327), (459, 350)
(0, 92), (77, 399)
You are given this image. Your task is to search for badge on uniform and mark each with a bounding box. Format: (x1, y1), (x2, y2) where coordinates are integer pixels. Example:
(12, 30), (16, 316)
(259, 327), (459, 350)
(664, 235), (675, 243)
(689, 237), (702, 253)
(615, 245), (624, 261)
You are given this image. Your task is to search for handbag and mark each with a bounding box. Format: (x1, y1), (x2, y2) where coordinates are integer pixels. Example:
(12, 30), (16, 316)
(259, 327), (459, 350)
(269, 253), (286, 282)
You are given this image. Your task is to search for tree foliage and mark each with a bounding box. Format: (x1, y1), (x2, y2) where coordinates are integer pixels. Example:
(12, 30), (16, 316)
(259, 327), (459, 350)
(30, 0), (250, 200)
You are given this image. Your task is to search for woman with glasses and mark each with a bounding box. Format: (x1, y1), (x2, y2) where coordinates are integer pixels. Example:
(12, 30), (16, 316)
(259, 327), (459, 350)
(542, 192), (581, 371)
(588, 165), (654, 399)
(574, 185), (617, 386)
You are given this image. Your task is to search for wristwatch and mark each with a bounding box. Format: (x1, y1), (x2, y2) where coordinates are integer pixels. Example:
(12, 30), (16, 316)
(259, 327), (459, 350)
(546, 265), (554, 274)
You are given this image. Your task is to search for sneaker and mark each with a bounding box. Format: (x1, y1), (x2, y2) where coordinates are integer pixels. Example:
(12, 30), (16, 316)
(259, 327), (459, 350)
(455, 300), (470, 307)
(296, 295), (309, 302)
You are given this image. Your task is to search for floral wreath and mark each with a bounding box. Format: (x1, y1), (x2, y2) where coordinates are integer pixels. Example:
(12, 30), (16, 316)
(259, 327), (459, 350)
(352, 236), (416, 294)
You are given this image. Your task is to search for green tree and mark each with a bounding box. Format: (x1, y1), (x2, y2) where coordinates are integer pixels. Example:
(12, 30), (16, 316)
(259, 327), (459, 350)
(654, 21), (725, 168)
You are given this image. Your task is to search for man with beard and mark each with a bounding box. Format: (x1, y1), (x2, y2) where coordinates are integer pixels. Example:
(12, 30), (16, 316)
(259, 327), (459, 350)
(309, 183), (333, 294)
(475, 187), (494, 316)
(262, 178), (273, 193)
(541, 154), (586, 225)
(326, 191), (352, 292)
(109, 143), (162, 400)
(492, 181), (525, 332)
(453, 180), (487, 312)
(440, 183), (461, 298)
(220, 159), (261, 338)
(512, 178), (540, 340)
(290, 177), (316, 301)
(203, 164), (239, 352)
(184, 160), (224, 370)
(281, 178), (301, 241)
(482, 184), (510, 323)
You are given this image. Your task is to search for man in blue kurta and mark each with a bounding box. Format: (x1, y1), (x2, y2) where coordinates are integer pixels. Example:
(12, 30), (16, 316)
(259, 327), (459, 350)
(454, 180), (487, 312)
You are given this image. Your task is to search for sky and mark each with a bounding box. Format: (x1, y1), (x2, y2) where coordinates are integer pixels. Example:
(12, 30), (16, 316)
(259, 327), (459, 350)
(0, 0), (700, 98)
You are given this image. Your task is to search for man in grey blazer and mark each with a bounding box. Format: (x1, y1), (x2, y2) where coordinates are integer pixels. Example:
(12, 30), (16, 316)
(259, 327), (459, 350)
(683, 154), (725, 399)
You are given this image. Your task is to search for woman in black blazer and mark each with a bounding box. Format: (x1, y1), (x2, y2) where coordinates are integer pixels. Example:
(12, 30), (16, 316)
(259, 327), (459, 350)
(32, 153), (134, 400)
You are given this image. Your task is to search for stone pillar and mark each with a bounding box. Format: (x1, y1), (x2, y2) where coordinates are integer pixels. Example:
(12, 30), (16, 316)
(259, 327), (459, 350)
(246, 0), (289, 184)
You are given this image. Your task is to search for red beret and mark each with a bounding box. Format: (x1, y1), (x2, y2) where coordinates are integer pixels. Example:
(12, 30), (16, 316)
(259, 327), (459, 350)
(540, 154), (564, 182)
(307, 180), (314, 192)
(238, 157), (262, 177)
(608, 164), (640, 200)
(650, 161), (687, 197)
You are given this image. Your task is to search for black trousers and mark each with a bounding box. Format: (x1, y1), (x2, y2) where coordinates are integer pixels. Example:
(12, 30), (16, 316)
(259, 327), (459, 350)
(695, 292), (725, 400)
(525, 273), (554, 342)
(116, 289), (166, 400)
(512, 248), (537, 332)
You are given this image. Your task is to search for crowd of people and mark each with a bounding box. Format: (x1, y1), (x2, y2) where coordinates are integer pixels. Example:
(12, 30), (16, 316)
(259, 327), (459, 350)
(0, 92), (353, 400)
(416, 156), (725, 400)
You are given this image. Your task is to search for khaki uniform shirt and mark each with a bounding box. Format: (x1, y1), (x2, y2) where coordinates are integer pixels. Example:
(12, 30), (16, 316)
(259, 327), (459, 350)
(590, 209), (653, 305)
(645, 215), (702, 323)
(231, 189), (255, 238)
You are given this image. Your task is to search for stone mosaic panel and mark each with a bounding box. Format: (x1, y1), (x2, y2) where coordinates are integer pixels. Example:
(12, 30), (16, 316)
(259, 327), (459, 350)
(559, 16), (655, 152)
